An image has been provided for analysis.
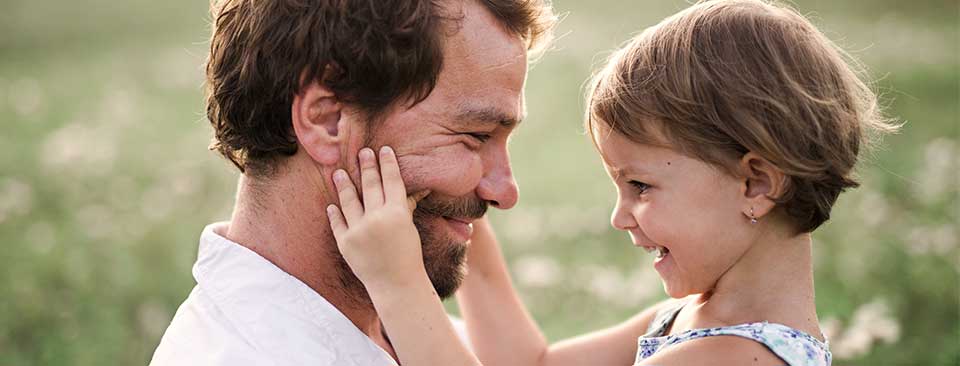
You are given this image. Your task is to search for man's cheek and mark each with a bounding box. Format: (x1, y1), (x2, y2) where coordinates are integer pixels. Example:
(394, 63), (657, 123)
(395, 154), (442, 192)
(398, 152), (483, 196)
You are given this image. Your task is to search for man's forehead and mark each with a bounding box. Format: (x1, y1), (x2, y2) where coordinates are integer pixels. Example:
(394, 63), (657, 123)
(443, 0), (528, 71)
(426, 0), (529, 130)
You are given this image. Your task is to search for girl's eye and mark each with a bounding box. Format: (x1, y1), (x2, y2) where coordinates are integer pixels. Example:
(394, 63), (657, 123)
(629, 180), (650, 194)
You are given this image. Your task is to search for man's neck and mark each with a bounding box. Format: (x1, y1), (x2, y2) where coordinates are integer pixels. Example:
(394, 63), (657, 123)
(224, 171), (397, 356)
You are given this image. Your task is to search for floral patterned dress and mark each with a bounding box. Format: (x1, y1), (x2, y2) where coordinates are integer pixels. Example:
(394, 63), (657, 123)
(634, 302), (832, 366)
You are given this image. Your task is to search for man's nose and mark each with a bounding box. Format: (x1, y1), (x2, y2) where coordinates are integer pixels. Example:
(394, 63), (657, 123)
(476, 151), (519, 210)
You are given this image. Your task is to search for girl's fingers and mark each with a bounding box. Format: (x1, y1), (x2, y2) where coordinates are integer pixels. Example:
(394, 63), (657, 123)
(379, 146), (407, 204)
(332, 169), (364, 226)
(326, 204), (348, 239)
(406, 190), (430, 213)
(358, 148), (384, 209)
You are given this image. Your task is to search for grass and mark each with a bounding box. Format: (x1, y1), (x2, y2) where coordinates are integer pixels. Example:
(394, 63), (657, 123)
(0, 0), (956, 365)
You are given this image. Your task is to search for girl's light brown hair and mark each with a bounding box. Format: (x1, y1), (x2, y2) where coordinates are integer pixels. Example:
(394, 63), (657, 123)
(587, 0), (898, 233)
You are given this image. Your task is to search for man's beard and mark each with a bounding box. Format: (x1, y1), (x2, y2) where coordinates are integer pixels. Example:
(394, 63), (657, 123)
(332, 193), (488, 304)
(412, 193), (489, 298)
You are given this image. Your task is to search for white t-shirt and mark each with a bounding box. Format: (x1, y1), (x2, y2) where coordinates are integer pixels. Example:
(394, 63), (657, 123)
(150, 222), (469, 366)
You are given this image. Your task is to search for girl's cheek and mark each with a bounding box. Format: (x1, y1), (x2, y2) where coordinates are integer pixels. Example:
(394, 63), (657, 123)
(636, 201), (676, 245)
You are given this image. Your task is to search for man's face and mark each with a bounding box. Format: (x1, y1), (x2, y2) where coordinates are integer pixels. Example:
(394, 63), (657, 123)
(352, 1), (527, 298)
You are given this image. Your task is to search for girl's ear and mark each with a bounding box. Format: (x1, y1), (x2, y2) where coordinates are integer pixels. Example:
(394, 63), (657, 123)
(291, 80), (344, 166)
(737, 152), (788, 220)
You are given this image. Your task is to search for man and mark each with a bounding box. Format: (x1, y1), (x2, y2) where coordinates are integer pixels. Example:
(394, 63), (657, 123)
(150, 0), (555, 364)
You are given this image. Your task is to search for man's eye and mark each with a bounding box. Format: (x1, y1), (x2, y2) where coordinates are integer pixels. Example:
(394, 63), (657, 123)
(629, 180), (650, 194)
(466, 133), (491, 143)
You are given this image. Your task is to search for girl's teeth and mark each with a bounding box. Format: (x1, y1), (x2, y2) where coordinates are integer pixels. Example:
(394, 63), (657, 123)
(655, 247), (668, 259)
(642, 246), (670, 258)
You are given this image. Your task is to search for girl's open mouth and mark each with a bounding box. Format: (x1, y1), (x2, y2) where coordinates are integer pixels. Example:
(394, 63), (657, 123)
(642, 245), (670, 259)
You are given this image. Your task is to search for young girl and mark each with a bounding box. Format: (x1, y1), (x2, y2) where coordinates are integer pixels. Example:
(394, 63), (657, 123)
(326, 0), (897, 365)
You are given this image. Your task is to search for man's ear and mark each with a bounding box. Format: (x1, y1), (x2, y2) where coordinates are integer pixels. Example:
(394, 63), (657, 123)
(291, 80), (343, 166)
(737, 152), (788, 219)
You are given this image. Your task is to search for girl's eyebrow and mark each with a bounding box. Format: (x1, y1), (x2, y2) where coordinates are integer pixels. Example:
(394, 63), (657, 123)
(611, 164), (650, 179)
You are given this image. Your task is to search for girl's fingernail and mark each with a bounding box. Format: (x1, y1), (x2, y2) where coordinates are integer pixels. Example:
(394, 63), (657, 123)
(360, 148), (374, 160)
(381, 146), (393, 156)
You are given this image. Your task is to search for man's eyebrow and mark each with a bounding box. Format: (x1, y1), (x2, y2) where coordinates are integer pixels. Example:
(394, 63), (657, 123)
(454, 106), (524, 128)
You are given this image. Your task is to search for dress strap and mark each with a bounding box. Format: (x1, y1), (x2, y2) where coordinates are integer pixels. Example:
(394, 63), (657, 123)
(642, 300), (685, 337)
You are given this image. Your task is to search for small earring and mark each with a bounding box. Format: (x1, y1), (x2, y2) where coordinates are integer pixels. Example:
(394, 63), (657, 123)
(749, 207), (758, 224)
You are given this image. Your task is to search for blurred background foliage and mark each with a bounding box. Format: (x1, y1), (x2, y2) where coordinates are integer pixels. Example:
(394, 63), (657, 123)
(0, 0), (957, 365)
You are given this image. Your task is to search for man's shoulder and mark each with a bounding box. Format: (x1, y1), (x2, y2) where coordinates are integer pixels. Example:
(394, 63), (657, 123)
(150, 284), (400, 366)
(149, 285), (339, 366)
(150, 286), (274, 365)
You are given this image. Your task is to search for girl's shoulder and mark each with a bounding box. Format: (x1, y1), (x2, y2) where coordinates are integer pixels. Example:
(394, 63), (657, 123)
(636, 322), (831, 366)
(637, 330), (787, 366)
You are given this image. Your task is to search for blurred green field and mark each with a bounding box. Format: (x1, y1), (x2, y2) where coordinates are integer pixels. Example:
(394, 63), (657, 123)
(1, 0), (957, 365)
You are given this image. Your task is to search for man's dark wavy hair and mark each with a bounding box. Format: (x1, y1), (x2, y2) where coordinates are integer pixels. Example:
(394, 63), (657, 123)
(205, 0), (556, 176)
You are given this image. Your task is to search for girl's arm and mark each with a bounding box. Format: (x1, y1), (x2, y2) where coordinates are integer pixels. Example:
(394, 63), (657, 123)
(455, 218), (546, 364)
(327, 146), (480, 366)
(457, 218), (675, 366)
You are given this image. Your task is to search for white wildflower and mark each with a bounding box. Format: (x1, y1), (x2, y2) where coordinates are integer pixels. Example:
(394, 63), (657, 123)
(621, 267), (661, 305)
(74, 204), (115, 240)
(152, 46), (204, 90)
(98, 87), (138, 127)
(141, 183), (175, 222)
(831, 299), (901, 360)
(580, 265), (625, 304)
(40, 120), (118, 177)
(820, 316), (842, 342)
(501, 207), (544, 245)
(0, 178), (33, 223)
(513, 255), (562, 288)
(913, 138), (957, 204)
(905, 224), (959, 256)
(857, 190), (890, 228)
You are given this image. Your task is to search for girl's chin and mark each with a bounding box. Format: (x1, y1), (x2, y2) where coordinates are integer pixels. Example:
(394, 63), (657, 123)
(660, 279), (700, 299)
(662, 281), (716, 300)
(663, 284), (690, 299)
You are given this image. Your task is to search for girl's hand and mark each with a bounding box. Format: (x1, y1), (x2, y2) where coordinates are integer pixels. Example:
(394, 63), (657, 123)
(326, 146), (430, 290)
(327, 146), (482, 366)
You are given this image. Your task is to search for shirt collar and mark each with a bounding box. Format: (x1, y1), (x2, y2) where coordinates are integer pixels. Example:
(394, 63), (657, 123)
(193, 222), (398, 365)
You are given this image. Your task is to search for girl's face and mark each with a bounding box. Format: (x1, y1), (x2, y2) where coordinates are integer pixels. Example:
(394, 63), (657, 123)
(594, 125), (754, 298)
